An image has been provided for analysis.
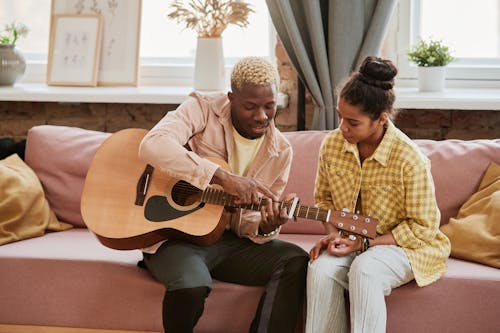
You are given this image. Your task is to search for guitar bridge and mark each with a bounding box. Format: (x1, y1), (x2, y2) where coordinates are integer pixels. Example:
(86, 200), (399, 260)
(135, 164), (154, 206)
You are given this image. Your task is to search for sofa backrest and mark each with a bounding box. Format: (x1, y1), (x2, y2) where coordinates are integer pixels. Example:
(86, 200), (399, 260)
(24, 125), (500, 235)
(416, 139), (500, 226)
(281, 131), (327, 234)
(25, 125), (110, 227)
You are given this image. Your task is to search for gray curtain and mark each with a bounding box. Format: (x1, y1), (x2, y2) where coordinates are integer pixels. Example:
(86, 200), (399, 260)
(266, 0), (398, 130)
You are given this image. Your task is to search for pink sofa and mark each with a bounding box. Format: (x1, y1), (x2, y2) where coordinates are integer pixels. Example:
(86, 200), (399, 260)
(1, 125), (499, 333)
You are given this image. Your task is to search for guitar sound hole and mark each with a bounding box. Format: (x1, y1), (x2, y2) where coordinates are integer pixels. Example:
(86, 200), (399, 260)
(171, 181), (202, 206)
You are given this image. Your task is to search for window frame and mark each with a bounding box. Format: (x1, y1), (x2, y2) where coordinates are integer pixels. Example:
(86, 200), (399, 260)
(396, 0), (500, 88)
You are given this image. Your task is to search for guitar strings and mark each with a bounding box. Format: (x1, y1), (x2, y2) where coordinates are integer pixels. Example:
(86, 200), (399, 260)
(171, 182), (333, 218)
(169, 183), (375, 238)
(170, 182), (295, 209)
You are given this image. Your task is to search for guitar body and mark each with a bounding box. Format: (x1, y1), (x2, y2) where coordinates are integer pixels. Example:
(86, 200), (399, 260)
(81, 128), (228, 250)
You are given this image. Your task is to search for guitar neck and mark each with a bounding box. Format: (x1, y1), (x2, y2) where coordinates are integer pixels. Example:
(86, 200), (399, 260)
(201, 186), (327, 221)
(200, 186), (377, 239)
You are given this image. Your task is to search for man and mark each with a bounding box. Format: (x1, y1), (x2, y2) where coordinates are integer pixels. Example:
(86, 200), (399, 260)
(138, 57), (308, 333)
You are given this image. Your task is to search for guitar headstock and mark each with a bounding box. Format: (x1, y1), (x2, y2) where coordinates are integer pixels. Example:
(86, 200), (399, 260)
(329, 210), (378, 239)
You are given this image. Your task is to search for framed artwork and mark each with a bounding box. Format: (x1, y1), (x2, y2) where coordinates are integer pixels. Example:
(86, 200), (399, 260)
(47, 14), (103, 86)
(51, 0), (142, 86)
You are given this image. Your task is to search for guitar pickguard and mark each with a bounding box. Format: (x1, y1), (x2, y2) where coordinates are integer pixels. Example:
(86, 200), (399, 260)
(144, 195), (205, 222)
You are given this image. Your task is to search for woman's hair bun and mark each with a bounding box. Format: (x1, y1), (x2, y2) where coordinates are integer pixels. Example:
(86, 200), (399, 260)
(358, 56), (397, 90)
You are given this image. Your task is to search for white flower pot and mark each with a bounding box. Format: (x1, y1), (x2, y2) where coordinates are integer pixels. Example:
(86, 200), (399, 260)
(193, 37), (226, 91)
(417, 66), (446, 92)
(0, 44), (26, 86)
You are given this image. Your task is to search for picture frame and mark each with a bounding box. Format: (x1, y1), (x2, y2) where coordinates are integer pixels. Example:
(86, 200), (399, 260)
(47, 14), (103, 87)
(51, 0), (142, 86)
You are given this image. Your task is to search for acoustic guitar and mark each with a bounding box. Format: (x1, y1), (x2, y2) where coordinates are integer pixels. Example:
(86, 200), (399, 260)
(81, 128), (378, 250)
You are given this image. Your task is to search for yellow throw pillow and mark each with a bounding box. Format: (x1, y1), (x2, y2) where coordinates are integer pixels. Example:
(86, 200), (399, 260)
(440, 161), (500, 268)
(0, 154), (72, 246)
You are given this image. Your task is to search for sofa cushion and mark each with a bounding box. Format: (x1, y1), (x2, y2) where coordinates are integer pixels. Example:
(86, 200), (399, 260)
(0, 228), (263, 332)
(440, 161), (500, 268)
(416, 139), (500, 226)
(25, 125), (110, 227)
(0, 154), (72, 245)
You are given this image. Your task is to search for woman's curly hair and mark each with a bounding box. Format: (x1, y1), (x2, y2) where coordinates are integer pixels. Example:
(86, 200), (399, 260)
(340, 56), (398, 120)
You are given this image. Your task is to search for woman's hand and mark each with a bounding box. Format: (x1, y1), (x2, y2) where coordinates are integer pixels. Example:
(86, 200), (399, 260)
(309, 232), (363, 262)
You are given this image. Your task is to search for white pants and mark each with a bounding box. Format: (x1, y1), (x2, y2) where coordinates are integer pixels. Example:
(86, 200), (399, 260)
(305, 245), (414, 333)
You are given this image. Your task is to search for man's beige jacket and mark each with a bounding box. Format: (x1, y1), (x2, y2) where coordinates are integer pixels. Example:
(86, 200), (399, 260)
(139, 92), (293, 244)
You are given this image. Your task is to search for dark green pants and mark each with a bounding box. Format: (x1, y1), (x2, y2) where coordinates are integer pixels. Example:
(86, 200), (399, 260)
(143, 231), (308, 333)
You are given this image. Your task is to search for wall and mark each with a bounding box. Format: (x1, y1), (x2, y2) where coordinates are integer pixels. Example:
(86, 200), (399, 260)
(1, 36), (499, 141)
(0, 101), (175, 140)
(395, 109), (500, 140)
(2, 99), (498, 142)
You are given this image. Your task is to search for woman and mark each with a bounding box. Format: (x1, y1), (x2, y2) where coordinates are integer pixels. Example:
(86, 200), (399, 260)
(306, 56), (450, 333)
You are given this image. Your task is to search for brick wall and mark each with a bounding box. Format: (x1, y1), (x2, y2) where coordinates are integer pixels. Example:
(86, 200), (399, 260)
(0, 101), (176, 140)
(395, 109), (500, 140)
(1, 97), (498, 142)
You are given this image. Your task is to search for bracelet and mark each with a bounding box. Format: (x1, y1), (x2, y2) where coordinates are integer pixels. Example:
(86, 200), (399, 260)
(257, 227), (279, 237)
(361, 237), (370, 252)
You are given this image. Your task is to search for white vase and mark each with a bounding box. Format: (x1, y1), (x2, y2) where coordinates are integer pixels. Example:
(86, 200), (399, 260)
(193, 37), (225, 91)
(417, 66), (446, 92)
(0, 44), (26, 86)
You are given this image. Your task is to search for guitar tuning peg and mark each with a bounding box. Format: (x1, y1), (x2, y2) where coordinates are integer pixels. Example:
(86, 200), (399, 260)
(352, 215), (359, 220)
(342, 207), (350, 212)
(364, 217), (371, 223)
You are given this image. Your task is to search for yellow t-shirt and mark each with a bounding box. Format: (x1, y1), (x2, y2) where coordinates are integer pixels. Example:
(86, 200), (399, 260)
(229, 127), (264, 176)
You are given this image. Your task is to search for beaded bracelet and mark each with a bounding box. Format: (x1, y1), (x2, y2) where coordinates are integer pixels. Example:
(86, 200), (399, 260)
(257, 227), (279, 237)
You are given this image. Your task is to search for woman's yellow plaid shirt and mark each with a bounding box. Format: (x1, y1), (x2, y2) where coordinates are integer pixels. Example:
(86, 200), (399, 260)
(314, 121), (450, 286)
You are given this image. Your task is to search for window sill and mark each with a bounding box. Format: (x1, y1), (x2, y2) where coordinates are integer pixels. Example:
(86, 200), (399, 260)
(0, 84), (497, 111)
(395, 87), (500, 110)
(0, 83), (290, 109)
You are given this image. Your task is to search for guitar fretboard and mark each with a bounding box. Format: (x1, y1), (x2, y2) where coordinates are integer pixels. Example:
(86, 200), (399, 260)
(200, 186), (330, 222)
(175, 181), (377, 238)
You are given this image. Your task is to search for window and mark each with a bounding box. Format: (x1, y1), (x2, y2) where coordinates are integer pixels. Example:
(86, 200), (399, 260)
(140, 0), (272, 60)
(0, 0), (274, 85)
(0, 0), (51, 59)
(139, 0), (273, 85)
(396, 0), (500, 87)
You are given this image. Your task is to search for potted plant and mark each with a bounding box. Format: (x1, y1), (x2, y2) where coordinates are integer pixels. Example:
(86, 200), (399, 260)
(407, 38), (454, 92)
(0, 21), (29, 86)
(167, 0), (254, 91)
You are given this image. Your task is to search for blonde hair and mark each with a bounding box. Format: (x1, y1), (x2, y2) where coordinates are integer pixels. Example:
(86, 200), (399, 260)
(230, 57), (280, 90)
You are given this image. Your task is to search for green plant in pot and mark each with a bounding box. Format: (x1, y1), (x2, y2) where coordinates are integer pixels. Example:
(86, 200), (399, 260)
(0, 21), (29, 86)
(407, 38), (454, 92)
(407, 39), (454, 67)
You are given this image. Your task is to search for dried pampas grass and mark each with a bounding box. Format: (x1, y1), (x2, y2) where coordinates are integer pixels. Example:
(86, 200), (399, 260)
(167, 0), (254, 38)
